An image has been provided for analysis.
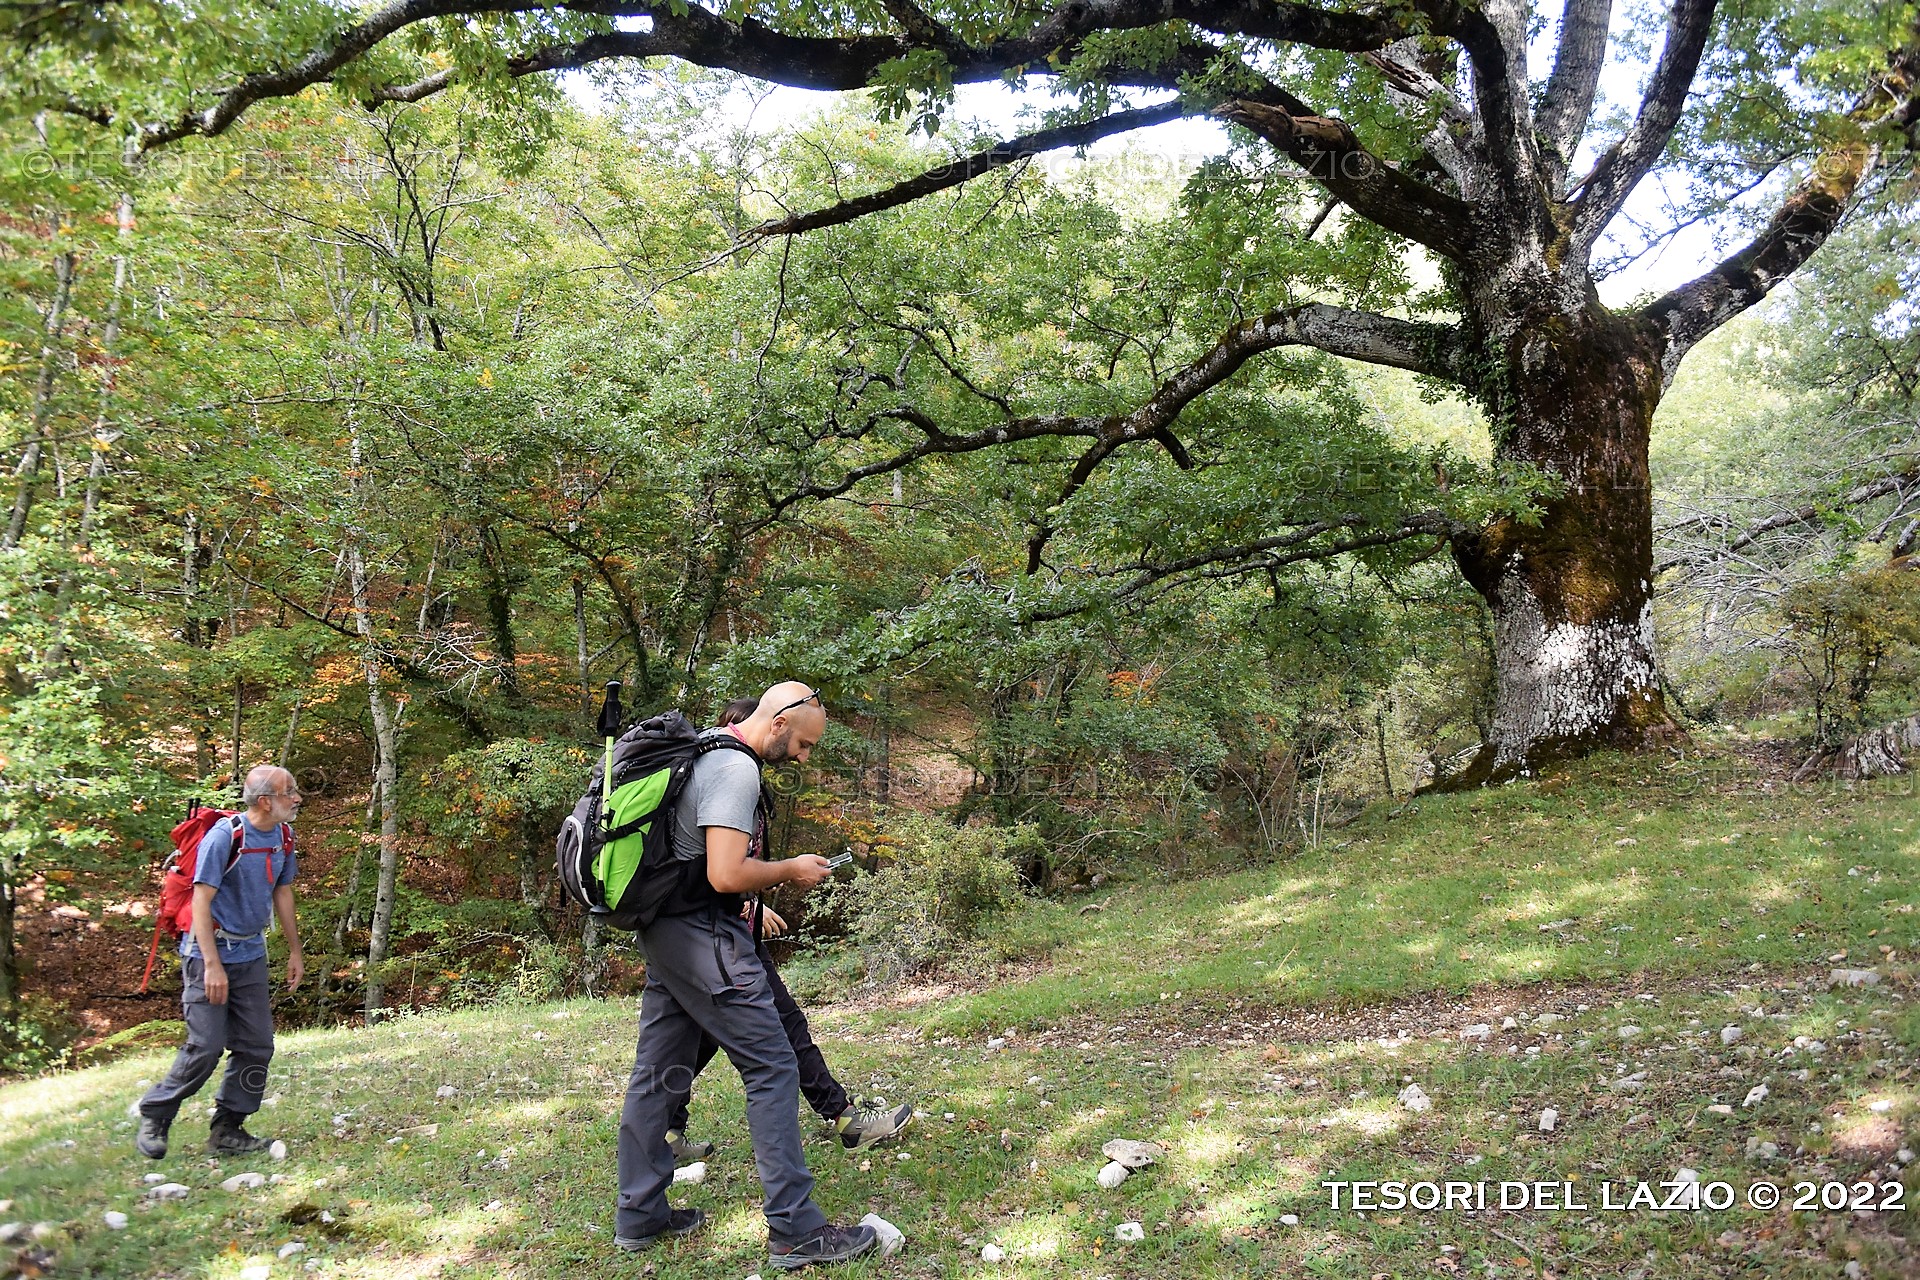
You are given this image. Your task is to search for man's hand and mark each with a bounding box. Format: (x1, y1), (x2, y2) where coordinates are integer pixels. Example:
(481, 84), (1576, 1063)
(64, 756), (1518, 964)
(285, 947), (304, 992)
(761, 906), (789, 938)
(784, 854), (833, 889)
(204, 961), (230, 1006)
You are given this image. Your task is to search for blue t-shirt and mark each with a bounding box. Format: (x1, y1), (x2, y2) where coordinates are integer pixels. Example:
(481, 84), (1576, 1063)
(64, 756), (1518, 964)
(180, 816), (299, 963)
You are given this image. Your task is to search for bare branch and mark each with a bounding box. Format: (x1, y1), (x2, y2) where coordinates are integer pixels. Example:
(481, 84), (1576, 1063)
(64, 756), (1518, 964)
(1570, 0), (1719, 259)
(1535, 0), (1612, 185)
(745, 101), (1189, 241)
(1214, 99), (1476, 260)
(1656, 462), (1920, 575)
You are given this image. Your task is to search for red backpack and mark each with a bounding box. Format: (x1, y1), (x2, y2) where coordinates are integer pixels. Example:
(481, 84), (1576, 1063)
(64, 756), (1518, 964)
(140, 801), (293, 993)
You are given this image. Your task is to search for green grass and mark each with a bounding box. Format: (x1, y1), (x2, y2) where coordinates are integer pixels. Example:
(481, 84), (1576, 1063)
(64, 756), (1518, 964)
(4, 750), (1916, 1278)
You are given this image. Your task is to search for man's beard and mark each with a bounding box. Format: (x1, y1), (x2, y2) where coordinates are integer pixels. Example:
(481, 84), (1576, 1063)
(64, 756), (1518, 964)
(762, 727), (796, 765)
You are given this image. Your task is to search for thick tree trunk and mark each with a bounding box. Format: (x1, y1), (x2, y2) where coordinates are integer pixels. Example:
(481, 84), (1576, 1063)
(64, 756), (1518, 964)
(1446, 308), (1681, 783)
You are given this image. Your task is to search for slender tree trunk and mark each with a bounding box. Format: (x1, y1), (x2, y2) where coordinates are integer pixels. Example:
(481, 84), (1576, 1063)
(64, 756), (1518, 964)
(231, 674), (244, 781)
(348, 421), (403, 1017)
(572, 576), (591, 716)
(1445, 307), (1680, 783)
(279, 689), (304, 767)
(334, 780), (379, 949)
(181, 511), (213, 778)
(0, 855), (18, 1044)
(5, 248), (76, 551)
(46, 196), (132, 669)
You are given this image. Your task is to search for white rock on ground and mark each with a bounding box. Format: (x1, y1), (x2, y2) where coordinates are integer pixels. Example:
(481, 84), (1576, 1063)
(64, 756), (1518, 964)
(269, 1140), (288, 1161)
(145, 1184), (190, 1201)
(1279, 1214), (1299, 1226)
(1743, 1084), (1768, 1108)
(1460, 1025), (1491, 1040)
(1720, 1026), (1743, 1045)
(1397, 1084), (1432, 1113)
(1674, 1168), (1700, 1184)
(0, 1225), (23, 1245)
(238, 1266), (269, 1280)
(1538, 1109), (1558, 1133)
(1097, 1162), (1130, 1189)
(102, 1212), (129, 1231)
(222, 1172), (266, 1192)
(1618, 1025), (1642, 1039)
(143, 1173), (165, 1184)
(859, 1213), (904, 1258)
(1501, 1017), (1518, 1030)
(1828, 969), (1880, 988)
(1100, 1139), (1164, 1168)
(278, 1242), (306, 1259)
(436, 1084), (458, 1098)
(1114, 1222), (1145, 1242)
(673, 1161), (706, 1186)
(980, 1243), (1006, 1263)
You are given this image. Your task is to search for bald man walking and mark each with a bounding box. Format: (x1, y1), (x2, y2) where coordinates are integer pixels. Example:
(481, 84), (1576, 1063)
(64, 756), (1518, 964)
(136, 765), (304, 1159)
(615, 683), (877, 1269)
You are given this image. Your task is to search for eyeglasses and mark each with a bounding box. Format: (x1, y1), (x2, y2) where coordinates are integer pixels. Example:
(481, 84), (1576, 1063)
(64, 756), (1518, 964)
(769, 689), (824, 720)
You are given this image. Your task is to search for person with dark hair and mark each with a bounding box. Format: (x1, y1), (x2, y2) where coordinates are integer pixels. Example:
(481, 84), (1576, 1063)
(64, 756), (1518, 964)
(663, 692), (913, 1164)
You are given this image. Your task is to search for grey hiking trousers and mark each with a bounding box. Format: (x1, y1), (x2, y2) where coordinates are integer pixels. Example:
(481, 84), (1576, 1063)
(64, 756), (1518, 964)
(616, 910), (830, 1244)
(139, 955), (274, 1127)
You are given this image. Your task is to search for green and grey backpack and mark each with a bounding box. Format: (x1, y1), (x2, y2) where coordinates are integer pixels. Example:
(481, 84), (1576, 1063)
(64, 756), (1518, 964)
(554, 710), (761, 930)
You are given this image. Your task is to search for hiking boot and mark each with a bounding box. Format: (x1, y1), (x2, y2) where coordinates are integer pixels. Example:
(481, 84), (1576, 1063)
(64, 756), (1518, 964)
(665, 1128), (714, 1164)
(768, 1222), (877, 1270)
(614, 1207), (707, 1251)
(835, 1099), (914, 1150)
(207, 1123), (273, 1155)
(135, 1115), (170, 1160)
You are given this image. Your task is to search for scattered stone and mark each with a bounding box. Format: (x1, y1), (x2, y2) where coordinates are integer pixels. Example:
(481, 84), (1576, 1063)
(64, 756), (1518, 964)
(1618, 1025), (1642, 1040)
(1114, 1222), (1145, 1242)
(1625, 1113), (1652, 1127)
(143, 1173), (165, 1184)
(483, 1200), (502, 1212)
(1279, 1214), (1300, 1226)
(1828, 969), (1880, 989)
(1745, 1138), (1779, 1160)
(145, 1183), (190, 1201)
(278, 1242), (307, 1259)
(673, 1161), (707, 1186)
(1844, 1263), (1863, 1280)
(1097, 1161), (1130, 1189)
(1720, 1026), (1743, 1045)
(1897, 1148), (1914, 1164)
(1869, 1100), (1892, 1114)
(1705, 1104), (1734, 1117)
(222, 1172), (267, 1192)
(270, 1175), (291, 1185)
(1538, 1109), (1558, 1133)
(985, 1038), (1007, 1051)
(1101, 1139), (1163, 1169)
(0, 1224), (23, 1245)
(1743, 1084), (1768, 1108)
(436, 1084), (458, 1098)
(102, 1212), (129, 1231)
(1674, 1168), (1700, 1185)
(1500, 1017), (1518, 1031)
(1461, 1024), (1491, 1040)
(1397, 1083), (1432, 1113)
(859, 1213), (904, 1258)
(239, 1267), (270, 1280)
(1716, 1230), (1744, 1249)
(980, 1243), (1006, 1263)
(1533, 1014), (1563, 1028)
(270, 1140), (288, 1162)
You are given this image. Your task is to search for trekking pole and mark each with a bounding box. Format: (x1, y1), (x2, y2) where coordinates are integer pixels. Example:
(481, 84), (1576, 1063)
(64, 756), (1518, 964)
(595, 681), (623, 827)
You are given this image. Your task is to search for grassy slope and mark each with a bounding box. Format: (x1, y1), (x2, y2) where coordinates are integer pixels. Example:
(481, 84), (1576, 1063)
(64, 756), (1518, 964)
(3, 750), (1916, 1279)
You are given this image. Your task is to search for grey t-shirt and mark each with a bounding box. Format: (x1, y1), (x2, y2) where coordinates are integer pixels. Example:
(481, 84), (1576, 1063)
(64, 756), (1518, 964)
(669, 729), (763, 863)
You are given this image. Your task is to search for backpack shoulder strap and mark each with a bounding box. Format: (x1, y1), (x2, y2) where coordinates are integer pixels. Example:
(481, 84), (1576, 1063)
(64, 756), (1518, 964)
(222, 815), (247, 875)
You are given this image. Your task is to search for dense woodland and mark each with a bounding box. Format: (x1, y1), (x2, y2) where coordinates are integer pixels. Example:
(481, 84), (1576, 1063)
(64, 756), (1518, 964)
(3, 0), (1919, 1069)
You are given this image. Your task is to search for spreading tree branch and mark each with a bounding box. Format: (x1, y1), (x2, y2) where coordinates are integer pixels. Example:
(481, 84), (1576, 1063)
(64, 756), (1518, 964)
(1643, 29), (1920, 381)
(744, 100), (1189, 241)
(1570, 0), (1719, 259)
(1656, 462), (1920, 575)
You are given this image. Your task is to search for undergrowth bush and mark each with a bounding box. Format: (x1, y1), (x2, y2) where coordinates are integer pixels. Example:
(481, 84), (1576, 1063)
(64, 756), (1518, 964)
(814, 814), (1035, 983)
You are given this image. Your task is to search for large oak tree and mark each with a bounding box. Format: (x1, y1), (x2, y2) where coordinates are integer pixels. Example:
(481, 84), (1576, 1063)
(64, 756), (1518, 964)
(12, 0), (1920, 780)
